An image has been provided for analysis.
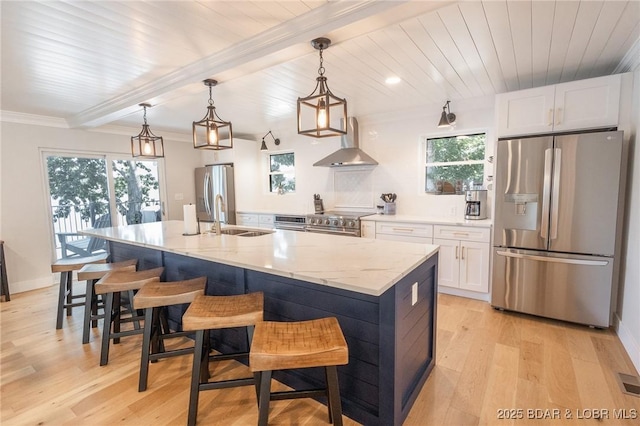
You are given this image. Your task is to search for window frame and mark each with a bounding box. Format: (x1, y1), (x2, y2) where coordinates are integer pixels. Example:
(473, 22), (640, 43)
(267, 151), (296, 194)
(422, 131), (487, 194)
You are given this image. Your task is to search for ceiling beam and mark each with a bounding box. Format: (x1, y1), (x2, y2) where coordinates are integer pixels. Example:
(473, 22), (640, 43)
(66, 0), (413, 129)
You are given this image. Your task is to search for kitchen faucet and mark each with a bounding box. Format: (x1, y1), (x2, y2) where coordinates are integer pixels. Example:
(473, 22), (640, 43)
(214, 194), (225, 235)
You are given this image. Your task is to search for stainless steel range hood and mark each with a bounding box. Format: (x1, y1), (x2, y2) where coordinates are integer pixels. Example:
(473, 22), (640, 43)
(313, 117), (378, 167)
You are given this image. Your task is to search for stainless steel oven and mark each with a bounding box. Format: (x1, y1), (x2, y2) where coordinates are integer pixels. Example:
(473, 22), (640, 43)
(305, 211), (368, 237)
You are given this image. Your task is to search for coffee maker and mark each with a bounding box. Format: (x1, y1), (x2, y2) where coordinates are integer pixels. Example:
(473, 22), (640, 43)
(465, 189), (487, 220)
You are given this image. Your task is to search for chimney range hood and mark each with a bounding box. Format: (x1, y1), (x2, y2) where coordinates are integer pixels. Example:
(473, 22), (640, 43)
(313, 117), (378, 167)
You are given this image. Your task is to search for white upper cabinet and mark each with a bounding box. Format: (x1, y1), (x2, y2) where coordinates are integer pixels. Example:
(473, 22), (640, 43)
(497, 74), (621, 138)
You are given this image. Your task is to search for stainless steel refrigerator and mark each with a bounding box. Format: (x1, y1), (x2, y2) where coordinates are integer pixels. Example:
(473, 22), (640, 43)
(491, 130), (623, 327)
(195, 164), (236, 224)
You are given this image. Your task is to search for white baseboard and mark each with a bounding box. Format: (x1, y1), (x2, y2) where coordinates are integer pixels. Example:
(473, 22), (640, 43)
(437, 286), (490, 302)
(615, 312), (640, 374)
(7, 275), (55, 295)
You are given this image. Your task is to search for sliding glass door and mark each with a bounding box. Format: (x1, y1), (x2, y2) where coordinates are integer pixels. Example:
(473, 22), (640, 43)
(44, 152), (164, 258)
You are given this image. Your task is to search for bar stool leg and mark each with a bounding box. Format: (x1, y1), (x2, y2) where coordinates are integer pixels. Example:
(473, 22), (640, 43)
(188, 329), (206, 426)
(139, 307), (155, 391)
(257, 370), (272, 426)
(65, 271), (73, 316)
(326, 366), (343, 426)
(100, 292), (115, 366)
(82, 279), (95, 344)
(56, 272), (68, 329)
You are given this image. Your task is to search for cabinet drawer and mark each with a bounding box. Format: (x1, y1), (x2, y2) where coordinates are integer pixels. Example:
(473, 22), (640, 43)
(259, 215), (274, 225)
(236, 213), (259, 225)
(376, 222), (433, 238)
(433, 225), (490, 243)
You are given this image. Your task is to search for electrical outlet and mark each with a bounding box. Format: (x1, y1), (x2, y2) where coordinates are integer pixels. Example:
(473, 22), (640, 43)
(174, 193), (184, 201)
(449, 206), (457, 217)
(411, 282), (418, 306)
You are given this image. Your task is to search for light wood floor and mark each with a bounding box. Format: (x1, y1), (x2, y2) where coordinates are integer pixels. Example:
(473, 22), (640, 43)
(1, 284), (638, 425)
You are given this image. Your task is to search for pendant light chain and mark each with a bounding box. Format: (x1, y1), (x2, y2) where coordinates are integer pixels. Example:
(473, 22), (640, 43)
(318, 46), (325, 77)
(142, 104), (148, 125)
(208, 84), (214, 107)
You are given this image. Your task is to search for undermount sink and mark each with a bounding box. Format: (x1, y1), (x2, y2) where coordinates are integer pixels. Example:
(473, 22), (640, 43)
(219, 228), (273, 237)
(237, 231), (271, 237)
(219, 228), (250, 235)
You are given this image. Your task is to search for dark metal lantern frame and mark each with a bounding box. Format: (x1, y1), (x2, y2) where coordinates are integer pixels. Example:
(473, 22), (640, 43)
(297, 37), (347, 138)
(131, 103), (165, 159)
(193, 79), (233, 150)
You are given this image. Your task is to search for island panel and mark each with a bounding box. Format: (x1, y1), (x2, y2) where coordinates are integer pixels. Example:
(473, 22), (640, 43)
(107, 237), (438, 426)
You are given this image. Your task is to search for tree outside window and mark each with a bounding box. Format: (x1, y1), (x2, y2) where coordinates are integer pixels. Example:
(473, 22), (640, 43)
(269, 153), (295, 194)
(425, 133), (486, 193)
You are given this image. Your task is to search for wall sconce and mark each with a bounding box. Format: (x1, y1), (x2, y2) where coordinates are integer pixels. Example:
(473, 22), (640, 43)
(131, 103), (165, 158)
(260, 131), (280, 151)
(438, 100), (457, 128)
(193, 79), (233, 150)
(297, 37), (347, 138)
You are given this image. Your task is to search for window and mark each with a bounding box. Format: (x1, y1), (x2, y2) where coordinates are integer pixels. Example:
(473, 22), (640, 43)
(424, 133), (486, 193)
(269, 152), (295, 194)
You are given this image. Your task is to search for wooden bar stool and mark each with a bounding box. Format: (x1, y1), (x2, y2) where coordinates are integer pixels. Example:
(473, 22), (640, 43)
(133, 276), (206, 392)
(182, 292), (264, 426)
(0, 240), (10, 302)
(51, 253), (109, 329)
(77, 259), (138, 344)
(250, 317), (349, 426)
(94, 267), (164, 366)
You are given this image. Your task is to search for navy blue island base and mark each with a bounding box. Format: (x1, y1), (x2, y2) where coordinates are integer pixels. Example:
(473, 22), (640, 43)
(109, 240), (438, 425)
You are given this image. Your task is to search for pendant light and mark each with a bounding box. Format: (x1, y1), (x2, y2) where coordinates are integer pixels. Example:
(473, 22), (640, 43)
(131, 103), (164, 158)
(297, 37), (347, 138)
(260, 131), (280, 151)
(438, 100), (456, 128)
(193, 79), (233, 150)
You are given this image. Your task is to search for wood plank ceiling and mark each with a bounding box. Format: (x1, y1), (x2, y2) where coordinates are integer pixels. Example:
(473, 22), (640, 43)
(1, 0), (639, 138)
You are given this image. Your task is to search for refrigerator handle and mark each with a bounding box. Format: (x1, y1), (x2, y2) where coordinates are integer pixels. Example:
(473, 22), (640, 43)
(550, 148), (561, 240)
(540, 148), (553, 240)
(496, 250), (609, 267)
(203, 172), (211, 216)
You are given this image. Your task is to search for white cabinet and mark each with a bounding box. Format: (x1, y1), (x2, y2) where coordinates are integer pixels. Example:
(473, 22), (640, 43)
(497, 74), (621, 138)
(236, 213), (259, 227)
(375, 222), (432, 244)
(433, 225), (490, 294)
(258, 214), (274, 229)
(361, 221), (376, 239)
(237, 213), (274, 229)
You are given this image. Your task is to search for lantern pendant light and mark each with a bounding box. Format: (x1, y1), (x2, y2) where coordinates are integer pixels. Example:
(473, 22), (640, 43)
(193, 79), (233, 150)
(131, 103), (165, 158)
(297, 37), (347, 138)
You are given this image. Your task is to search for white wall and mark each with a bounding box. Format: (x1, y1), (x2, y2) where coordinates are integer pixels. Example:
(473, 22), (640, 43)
(616, 69), (640, 372)
(203, 95), (495, 218)
(0, 121), (200, 294)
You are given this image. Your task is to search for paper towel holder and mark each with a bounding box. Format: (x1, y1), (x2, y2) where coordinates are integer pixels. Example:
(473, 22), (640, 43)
(183, 218), (201, 236)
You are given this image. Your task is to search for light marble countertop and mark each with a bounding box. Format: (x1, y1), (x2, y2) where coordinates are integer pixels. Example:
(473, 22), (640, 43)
(361, 214), (493, 228)
(82, 221), (439, 297)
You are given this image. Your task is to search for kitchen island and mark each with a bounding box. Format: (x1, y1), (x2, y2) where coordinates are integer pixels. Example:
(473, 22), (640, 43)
(82, 221), (439, 425)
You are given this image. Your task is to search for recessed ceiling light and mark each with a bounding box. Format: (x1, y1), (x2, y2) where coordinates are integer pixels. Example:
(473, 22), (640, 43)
(385, 76), (401, 85)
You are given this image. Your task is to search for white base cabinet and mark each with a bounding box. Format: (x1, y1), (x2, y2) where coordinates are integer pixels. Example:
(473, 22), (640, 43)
(374, 221), (432, 244)
(237, 213), (274, 229)
(433, 225), (490, 294)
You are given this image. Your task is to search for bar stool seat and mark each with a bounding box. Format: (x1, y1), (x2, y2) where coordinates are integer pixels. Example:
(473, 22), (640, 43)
(77, 259), (138, 344)
(51, 253), (109, 329)
(95, 267), (164, 366)
(133, 277), (206, 392)
(250, 317), (349, 426)
(182, 292), (264, 426)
